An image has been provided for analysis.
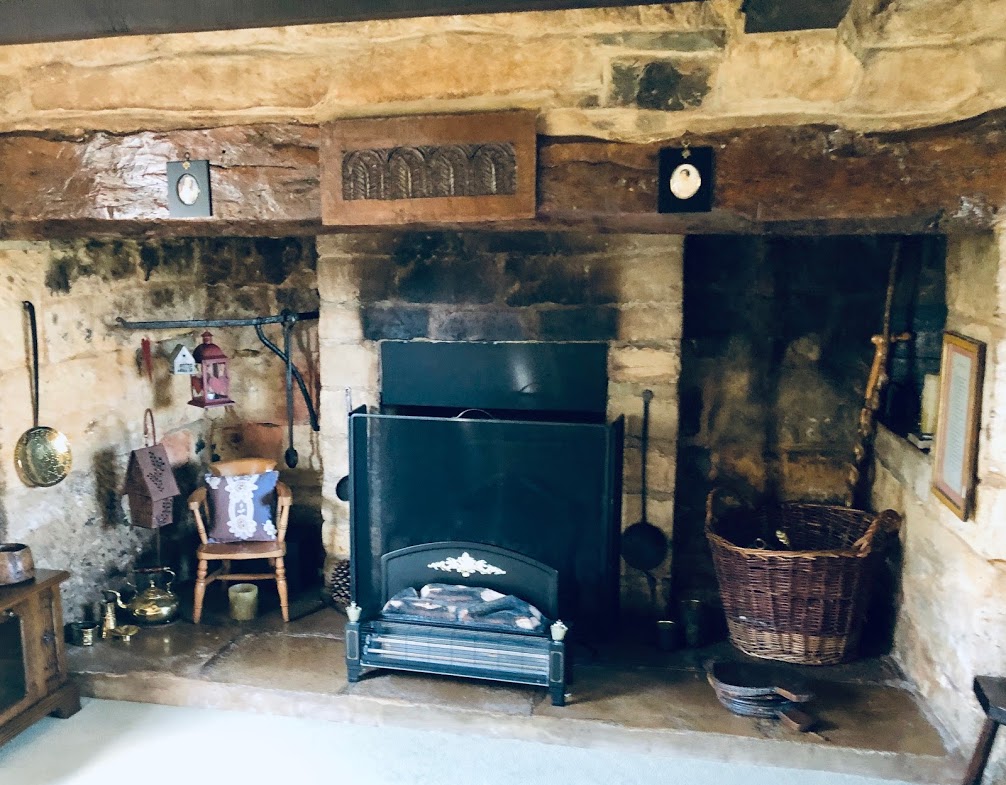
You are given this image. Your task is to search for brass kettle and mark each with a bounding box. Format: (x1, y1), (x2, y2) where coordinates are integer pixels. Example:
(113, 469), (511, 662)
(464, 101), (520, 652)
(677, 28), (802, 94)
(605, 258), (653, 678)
(108, 567), (179, 625)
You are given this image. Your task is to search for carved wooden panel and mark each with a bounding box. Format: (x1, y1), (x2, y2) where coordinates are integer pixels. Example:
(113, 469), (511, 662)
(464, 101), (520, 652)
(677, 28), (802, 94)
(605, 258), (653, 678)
(342, 143), (517, 201)
(322, 111), (536, 226)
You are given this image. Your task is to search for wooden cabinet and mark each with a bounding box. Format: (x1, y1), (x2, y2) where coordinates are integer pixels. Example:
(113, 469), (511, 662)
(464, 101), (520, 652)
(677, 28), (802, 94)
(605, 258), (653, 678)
(0, 569), (80, 747)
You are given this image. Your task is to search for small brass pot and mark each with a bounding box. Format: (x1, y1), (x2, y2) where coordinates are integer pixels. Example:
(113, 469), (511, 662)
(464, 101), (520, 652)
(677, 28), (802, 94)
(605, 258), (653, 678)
(68, 621), (100, 646)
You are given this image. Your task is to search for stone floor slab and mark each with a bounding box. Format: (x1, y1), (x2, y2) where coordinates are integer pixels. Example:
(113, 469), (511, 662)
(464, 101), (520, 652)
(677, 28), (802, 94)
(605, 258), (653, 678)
(809, 681), (948, 756)
(536, 664), (947, 757)
(179, 591), (344, 638)
(347, 670), (539, 716)
(67, 622), (238, 679)
(200, 633), (347, 694)
(535, 666), (770, 737)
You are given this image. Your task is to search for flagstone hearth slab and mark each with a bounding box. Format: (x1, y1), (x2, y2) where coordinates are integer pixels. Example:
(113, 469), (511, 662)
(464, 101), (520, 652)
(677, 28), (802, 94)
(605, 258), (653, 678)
(67, 622), (238, 679)
(200, 633), (348, 694)
(346, 670), (539, 716)
(181, 597), (347, 638)
(534, 666), (773, 737)
(534, 665), (948, 758)
(70, 619), (963, 785)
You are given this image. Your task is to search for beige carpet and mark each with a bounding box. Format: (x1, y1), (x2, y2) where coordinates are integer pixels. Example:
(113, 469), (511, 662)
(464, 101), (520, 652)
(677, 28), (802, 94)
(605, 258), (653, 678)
(0, 698), (926, 785)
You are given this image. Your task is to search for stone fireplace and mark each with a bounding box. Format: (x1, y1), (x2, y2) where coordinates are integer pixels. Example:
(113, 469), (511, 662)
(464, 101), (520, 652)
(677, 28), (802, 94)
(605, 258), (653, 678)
(2, 225), (995, 757)
(1, 0), (1006, 775)
(315, 232), (683, 619)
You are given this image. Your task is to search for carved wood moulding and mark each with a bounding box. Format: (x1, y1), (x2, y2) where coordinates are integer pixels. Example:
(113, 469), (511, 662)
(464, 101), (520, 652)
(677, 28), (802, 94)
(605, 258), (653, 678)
(342, 143), (517, 202)
(322, 111), (536, 226)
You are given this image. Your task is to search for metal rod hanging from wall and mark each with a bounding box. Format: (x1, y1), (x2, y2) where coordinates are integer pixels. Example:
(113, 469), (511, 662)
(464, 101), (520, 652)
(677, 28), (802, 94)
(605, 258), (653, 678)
(115, 310), (319, 330)
(115, 309), (321, 432)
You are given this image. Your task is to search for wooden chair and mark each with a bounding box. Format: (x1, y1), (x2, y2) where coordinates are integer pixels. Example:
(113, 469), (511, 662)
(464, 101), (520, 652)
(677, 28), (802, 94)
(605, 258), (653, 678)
(962, 676), (1006, 785)
(188, 459), (293, 624)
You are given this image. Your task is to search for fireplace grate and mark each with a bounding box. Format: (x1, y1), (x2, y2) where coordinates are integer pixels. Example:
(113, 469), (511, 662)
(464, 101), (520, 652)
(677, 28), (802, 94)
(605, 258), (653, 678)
(359, 620), (555, 687)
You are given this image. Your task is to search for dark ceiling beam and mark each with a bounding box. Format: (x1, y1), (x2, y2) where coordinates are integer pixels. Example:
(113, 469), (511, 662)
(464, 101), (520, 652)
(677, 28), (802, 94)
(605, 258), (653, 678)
(742, 0), (853, 33)
(1, 111), (1005, 239)
(0, 0), (681, 45)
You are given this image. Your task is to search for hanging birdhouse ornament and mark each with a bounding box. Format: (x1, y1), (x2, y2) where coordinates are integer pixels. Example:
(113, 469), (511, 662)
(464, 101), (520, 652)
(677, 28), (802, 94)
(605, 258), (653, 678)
(189, 331), (234, 408)
(168, 344), (196, 375)
(124, 410), (180, 529)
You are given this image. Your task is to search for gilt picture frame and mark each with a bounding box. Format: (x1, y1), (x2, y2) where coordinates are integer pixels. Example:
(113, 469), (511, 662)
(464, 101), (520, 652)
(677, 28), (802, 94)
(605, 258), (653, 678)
(932, 332), (986, 521)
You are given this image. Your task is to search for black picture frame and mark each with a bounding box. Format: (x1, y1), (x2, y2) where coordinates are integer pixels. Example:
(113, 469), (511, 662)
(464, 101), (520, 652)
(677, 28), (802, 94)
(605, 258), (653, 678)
(166, 159), (212, 218)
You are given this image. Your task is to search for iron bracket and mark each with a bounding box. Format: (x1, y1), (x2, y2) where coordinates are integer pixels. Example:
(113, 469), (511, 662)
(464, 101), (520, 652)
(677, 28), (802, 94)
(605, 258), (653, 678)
(115, 309), (320, 432)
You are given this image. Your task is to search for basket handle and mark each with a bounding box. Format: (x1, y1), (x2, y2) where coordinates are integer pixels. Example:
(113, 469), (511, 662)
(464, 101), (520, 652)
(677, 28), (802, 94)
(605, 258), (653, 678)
(851, 509), (902, 553)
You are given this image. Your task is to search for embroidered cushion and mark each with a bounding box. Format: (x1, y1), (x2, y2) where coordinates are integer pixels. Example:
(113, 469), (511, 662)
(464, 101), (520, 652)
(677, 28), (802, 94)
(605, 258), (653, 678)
(205, 471), (279, 543)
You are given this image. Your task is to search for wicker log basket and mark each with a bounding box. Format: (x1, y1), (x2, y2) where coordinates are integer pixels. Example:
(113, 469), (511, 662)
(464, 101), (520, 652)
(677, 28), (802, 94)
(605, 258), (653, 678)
(705, 490), (901, 666)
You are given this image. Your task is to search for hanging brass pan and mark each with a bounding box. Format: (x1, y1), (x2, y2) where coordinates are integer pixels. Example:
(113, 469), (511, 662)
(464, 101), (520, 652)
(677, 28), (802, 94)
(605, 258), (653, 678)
(14, 301), (71, 487)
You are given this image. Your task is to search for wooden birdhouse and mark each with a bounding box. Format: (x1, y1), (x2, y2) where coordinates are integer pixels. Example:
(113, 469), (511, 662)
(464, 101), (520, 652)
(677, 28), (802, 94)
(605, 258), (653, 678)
(124, 444), (181, 529)
(168, 344), (196, 375)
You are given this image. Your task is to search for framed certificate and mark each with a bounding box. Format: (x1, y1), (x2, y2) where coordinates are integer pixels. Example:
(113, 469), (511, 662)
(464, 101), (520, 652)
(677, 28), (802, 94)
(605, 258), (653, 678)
(932, 332), (986, 520)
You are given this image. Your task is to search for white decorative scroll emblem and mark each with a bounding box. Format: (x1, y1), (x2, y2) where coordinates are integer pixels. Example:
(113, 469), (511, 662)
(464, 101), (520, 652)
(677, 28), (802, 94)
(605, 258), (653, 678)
(427, 552), (507, 578)
(224, 473), (260, 540)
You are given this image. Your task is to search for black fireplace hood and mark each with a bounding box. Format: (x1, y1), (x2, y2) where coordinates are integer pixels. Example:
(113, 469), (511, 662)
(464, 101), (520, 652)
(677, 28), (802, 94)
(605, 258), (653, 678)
(349, 341), (624, 641)
(380, 341), (608, 415)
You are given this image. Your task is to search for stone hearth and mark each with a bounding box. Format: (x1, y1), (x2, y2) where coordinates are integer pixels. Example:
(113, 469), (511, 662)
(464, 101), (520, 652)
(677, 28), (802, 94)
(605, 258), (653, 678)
(65, 601), (959, 785)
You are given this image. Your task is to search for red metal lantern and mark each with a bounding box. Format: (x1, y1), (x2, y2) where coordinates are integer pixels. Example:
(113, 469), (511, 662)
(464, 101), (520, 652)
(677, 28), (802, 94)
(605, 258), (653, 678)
(189, 331), (234, 408)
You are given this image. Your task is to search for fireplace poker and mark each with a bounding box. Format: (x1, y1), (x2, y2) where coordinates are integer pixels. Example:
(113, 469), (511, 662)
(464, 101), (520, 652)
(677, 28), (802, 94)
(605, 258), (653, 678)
(282, 313), (298, 468)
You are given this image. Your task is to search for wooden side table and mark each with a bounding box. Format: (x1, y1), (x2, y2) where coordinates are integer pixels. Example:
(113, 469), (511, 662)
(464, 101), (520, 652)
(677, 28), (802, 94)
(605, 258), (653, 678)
(962, 676), (1006, 785)
(0, 569), (80, 747)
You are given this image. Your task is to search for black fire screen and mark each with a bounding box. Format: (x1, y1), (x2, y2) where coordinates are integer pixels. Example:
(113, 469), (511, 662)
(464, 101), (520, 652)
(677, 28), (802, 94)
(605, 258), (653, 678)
(350, 413), (623, 640)
(348, 341), (623, 641)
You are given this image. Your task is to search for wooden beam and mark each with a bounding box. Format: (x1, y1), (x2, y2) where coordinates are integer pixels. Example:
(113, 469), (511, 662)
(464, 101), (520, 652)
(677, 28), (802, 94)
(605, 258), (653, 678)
(0, 0), (678, 45)
(0, 111), (1005, 239)
(742, 0), (852, 33)
(0, 125), (320, 231)
(538, 110), (1006, 233)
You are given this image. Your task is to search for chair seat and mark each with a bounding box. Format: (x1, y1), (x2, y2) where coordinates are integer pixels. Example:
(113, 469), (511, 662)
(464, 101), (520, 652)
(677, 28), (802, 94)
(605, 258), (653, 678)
(197, 541), (286, 559)
(975, 676), (1006, 724)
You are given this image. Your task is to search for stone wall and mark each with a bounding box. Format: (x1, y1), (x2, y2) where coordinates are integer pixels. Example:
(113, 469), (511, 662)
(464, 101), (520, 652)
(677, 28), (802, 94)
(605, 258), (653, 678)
(315, 232), (683, 615)
(0, 1), (1004, 139)
(0, 237), (318, 616)
(872, 230), (1006, 773)
(190, 238), (321, 507)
